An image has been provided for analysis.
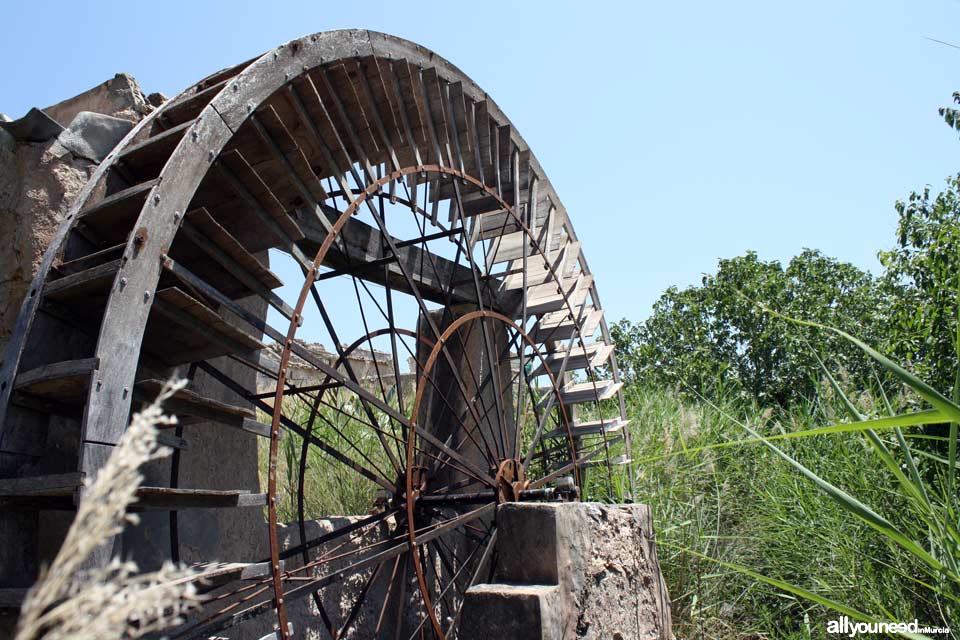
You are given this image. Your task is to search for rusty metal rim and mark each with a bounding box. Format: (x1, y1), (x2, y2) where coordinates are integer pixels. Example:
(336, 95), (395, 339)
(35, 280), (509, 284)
(270, 163), (587, 639)
(293, 326), (432, 638)
(403, 308), (578, 639)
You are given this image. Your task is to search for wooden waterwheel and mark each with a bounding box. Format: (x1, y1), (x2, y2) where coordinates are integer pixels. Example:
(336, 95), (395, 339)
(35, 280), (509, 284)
(0, 30), (633, 639)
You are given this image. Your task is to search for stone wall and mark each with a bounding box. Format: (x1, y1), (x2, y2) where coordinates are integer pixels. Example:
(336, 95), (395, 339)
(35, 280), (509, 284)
(225, 503), (673, 639)
(461, 502), (673, 640)
(1, 73), (265, 585)
(0, 73), (155, 349)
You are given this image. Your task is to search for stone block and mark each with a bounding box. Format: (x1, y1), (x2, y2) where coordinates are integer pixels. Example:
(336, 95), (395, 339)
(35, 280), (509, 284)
(491, 502), (672, 640)
(459, 584), (562, 640)
(51, 111), (134, 162)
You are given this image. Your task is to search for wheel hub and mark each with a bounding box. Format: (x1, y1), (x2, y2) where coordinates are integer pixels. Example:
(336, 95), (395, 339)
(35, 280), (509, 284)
(494, 458), (528, 503)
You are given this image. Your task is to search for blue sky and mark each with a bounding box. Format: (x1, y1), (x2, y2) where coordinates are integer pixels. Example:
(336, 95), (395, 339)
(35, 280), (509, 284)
(2, 1), (959, 326)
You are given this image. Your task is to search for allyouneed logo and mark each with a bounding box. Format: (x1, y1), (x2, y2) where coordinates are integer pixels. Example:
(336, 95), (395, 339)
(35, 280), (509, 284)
(827, 616), (950, 636)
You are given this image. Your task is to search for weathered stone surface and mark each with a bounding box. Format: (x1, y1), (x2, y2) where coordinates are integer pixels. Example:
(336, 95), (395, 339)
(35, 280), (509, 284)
(460, 584), (562, 640)
(227, 515), (397, 640)
(42, 72), (152, 126)
(0, 141), (93, 346)
(0, 73), (156, 349)
(0, 108), (63, 142)
(147, 92), (168, 108)
(50, 111), (134, 163)
(571, 504), (672, 640)
(473, 502), (672, 640)
(0, 115), (13, 154)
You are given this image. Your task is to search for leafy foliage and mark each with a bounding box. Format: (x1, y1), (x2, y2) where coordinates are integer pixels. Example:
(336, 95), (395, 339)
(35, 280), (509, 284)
(612, 250), (883, 406)
(879, 173), (960, 394)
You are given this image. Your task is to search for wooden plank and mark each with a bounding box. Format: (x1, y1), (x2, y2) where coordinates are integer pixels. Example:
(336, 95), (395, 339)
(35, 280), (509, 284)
(495, 124), (513, 195)
(502, 240), (580, 290)
(296, 207), (520, 312)
(580, 452), (632, 469)
(446, 82), (473, 176)
(0, 472), (84, 496)
(530, 306), (603, 345)
(383, 58), (424, 172)
(134, 379), (270, 437)
(169, 218), (281, 305)
(524, 274), (593, 317)
(329, 62), (381, 166)
(554, 379), (623, 406)
(13, 358), (97, 401)
(486, 230), (563, 266)
(0, 485), (266, 510)
(529, 342), (613, 378)
(475, 100), (493, 186)
(133, 487), (266, 510)
(363, 57), (404, 143)
(253, 105), (327, 202)
(218, 150), (305, 242)
(43, 259), (120, 302)
(147, 288), (265, 366)
(357, 56), (403, 170)
(156, 431), (189, 451)
(526, 273), (593, 304)
(53, 243), (125, 277)
(182, 208), (283, 290)
(76, 179), (158, 245)
(542, 417), (629, 440)
(419, 67), (450, 169)
(160, 78), (228, 126)
(194, 58), (256, 92)
(117, 120), (192, 179)
(392, 60), (430, 164)
(175, 561), (278, 593)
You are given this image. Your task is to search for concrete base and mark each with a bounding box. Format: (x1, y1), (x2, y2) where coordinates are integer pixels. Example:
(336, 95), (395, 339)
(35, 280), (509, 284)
(460, 584), (562, 640)
(460, 502), (672, 640)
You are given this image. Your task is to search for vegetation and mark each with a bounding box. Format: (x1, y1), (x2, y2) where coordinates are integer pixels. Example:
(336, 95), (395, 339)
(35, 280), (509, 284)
(611, 249), (885, 407)
(258, 393), (394, 522)
(608, 101), (960, 638)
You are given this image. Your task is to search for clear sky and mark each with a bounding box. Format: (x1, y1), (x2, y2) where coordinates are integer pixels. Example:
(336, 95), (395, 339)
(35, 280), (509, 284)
(2, 1), (959, 326)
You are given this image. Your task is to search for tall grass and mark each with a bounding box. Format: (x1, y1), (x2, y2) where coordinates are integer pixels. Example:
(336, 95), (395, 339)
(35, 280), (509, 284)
(258, 392), (394, 521)
(626, 385), (942, 638)
(260, 323), (960, 639)
(627, 307), (960, 640)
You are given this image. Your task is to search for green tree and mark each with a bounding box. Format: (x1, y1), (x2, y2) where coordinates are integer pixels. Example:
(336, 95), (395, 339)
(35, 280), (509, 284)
(612, 250), (883, 407)
(879, 173), (960, 395)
